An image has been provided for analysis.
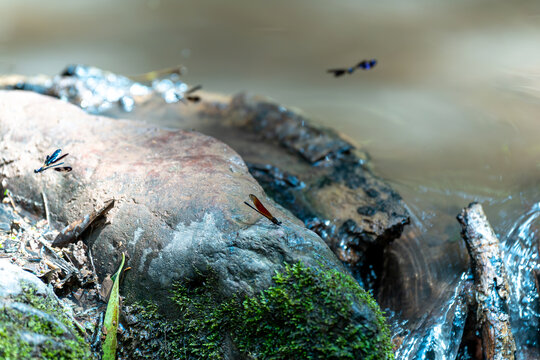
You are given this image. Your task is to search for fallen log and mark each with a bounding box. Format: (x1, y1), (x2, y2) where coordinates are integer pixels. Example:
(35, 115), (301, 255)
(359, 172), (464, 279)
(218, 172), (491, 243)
(457, 202), (516, 360)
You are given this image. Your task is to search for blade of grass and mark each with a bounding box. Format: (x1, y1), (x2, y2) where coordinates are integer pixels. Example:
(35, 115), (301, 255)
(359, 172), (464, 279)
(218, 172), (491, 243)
(102, 253), (125, 360)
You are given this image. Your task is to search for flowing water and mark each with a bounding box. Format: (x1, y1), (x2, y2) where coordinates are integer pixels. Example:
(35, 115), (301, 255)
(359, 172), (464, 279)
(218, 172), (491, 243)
(2, 0), (540, 358)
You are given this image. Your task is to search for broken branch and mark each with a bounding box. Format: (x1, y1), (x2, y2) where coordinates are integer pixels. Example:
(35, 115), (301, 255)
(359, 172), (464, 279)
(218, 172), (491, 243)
(457, 202), (516, 360)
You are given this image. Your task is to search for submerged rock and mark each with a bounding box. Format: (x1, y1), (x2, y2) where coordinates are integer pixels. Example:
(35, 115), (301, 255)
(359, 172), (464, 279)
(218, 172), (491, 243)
(0, 259), (92, 359)
(0, 91), (394, 358)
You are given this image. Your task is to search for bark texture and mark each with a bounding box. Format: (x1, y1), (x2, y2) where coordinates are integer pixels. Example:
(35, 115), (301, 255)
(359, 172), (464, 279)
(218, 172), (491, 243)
(457, 202), (516, 360)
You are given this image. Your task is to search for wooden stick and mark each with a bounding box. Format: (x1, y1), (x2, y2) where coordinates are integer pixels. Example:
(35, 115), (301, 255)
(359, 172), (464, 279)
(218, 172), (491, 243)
(457, 202), (516, 360)
(5, 190), (17, 214)
(41, 190), (51, 229)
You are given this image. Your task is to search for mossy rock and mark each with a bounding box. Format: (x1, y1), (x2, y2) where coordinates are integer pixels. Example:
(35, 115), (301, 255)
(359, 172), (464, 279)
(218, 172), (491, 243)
(0, 260), (92, 360)
(119, 262), (394, 360)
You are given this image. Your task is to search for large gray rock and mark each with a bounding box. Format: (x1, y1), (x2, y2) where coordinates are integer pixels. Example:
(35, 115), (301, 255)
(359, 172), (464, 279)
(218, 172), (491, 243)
(0, 90), (344, 303)
(0, 90), (395, 359)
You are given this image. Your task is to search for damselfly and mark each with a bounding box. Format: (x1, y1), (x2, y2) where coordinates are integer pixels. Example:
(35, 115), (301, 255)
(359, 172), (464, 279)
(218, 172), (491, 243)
(34, 149), (72, 173)
(129, 65), (185, 82)
(327, 59), (377, 77)
(244, 194), (282, 226)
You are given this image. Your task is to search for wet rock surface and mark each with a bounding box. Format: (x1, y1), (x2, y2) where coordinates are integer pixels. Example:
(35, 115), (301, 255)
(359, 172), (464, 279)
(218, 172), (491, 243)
(202, 94), (410, 288)
(0, 64), (193, 114)
(0, 66), (410, 291)
(132, 92), (411, 289)
(0, 259), (92, 359)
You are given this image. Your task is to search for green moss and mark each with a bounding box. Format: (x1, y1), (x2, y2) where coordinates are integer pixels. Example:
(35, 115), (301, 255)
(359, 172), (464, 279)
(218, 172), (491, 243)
(228, 263), (394, 360)
(0, 283), (93, 360)
(123, 262), (394, 360)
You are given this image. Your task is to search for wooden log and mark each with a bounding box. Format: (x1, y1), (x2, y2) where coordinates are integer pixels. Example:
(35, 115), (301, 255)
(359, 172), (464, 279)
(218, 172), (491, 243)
(457, 202), (516, 360)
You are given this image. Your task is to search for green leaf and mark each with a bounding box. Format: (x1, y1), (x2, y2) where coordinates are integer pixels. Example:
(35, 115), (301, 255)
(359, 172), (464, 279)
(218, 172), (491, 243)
(102, 253), (125, 360)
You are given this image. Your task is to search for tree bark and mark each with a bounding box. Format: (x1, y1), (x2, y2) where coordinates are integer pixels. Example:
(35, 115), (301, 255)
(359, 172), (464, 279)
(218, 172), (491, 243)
(457, 202), (516, 360)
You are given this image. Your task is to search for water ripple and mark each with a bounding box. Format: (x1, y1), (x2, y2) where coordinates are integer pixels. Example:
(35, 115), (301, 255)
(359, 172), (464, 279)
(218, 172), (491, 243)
(502, 202), (540, 356)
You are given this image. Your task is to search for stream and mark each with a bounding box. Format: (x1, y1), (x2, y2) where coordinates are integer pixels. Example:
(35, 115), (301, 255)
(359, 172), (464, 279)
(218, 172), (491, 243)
(2, 0), (540, 358)
(388, 183), (540, 358)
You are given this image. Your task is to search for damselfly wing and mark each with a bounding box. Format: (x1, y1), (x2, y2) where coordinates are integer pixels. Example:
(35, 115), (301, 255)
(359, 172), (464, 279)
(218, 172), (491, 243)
(244, 194), (282, 226)
(327, 69), (347, 77)
(45, 149), (68, 166)
(54, 166), (73, 172)
(186, 85), (202, 94)
(129, 65), (185, 83)
(357, 59), (377, 70)
(184, 85), (202, 103)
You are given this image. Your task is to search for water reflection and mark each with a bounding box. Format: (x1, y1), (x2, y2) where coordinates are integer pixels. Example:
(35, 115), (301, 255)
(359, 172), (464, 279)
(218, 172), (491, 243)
(501, 201), (540, 357)
(392, 272), (470, 360)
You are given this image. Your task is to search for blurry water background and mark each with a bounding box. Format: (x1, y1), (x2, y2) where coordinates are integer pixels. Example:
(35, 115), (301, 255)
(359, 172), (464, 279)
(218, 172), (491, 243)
(2, 0), (540, 358)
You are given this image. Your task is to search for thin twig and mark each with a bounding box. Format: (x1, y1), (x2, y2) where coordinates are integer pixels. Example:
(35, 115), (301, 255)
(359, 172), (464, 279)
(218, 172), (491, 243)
(41, 190), (51, 230)
(88, 247), (97, 280)
(5, 190), (17, 214)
